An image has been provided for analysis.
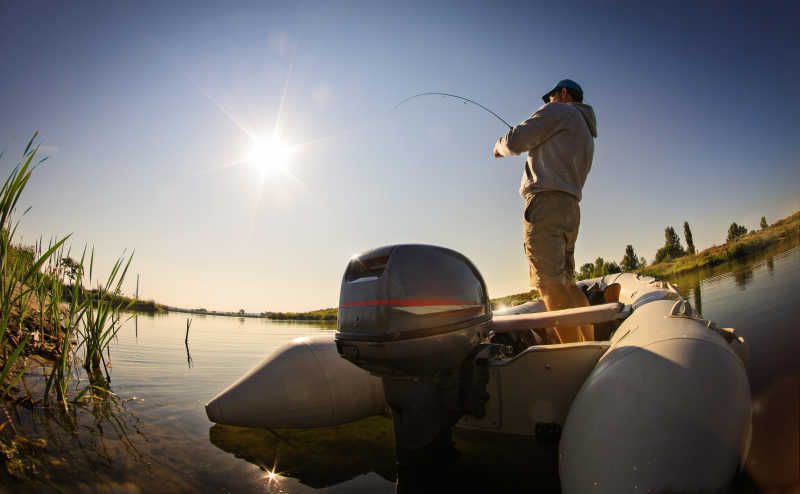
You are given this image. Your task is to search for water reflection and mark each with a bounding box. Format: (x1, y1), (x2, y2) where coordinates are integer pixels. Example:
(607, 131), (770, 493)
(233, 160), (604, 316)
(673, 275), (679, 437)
(10, 314), (347, 493)
(3, 376), (178, 492)
(185, 318), (194, 369)
(186, 341), (194, 368)
(208, 417), (397, 488)
(666, 267), (704, 315)
(732, 260), (755, 290)
(208, 416), (563, 493)
(667, 239), (798, 298)
(693, 278), (702, 316)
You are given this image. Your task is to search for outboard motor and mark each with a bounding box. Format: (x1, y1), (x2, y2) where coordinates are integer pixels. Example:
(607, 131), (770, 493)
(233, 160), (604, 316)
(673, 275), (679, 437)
(335, 244), (496, 491)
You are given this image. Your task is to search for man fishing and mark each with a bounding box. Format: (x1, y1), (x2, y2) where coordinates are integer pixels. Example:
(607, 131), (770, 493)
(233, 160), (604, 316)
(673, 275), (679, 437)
(493, 79), (598, 342)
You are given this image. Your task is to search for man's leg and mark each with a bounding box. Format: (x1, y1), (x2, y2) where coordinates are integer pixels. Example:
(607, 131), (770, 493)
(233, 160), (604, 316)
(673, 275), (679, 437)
(538, 283), (585, 342)
(562, 195), (592, 340)
(567, 283), (594, 340)
(524, 192), (590, 342)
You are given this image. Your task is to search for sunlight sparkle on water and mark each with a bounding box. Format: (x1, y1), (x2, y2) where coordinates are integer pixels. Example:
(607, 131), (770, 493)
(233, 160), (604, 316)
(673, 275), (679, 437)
(264, 464), (285, 487)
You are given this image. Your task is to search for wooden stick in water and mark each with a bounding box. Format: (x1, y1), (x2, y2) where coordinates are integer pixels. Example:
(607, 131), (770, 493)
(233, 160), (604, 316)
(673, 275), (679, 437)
(185, 318), (193, 368)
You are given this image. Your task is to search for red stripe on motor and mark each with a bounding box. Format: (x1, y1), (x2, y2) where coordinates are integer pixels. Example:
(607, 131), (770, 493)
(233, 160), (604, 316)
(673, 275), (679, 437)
(339, 298), (474, 308)
(432, 307), (485, 317)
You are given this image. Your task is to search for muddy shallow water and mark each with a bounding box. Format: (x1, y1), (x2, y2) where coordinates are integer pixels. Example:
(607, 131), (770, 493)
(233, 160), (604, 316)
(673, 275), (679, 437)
(5, 243), (799, 493)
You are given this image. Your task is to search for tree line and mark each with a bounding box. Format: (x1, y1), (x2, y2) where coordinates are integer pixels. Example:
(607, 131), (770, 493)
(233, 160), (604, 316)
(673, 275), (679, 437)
(577, 216), (771, 280)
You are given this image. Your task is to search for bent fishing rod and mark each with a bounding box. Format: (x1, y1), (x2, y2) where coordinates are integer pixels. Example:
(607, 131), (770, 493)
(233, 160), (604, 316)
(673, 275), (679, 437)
(393, 92), (513, 130)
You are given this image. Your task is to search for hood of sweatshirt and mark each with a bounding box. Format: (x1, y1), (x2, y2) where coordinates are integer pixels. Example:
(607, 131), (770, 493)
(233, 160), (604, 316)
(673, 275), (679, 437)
(571, 102), (597, 138)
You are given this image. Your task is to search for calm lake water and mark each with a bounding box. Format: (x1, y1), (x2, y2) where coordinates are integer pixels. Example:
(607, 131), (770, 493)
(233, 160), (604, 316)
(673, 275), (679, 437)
(9, 243), (800, 493)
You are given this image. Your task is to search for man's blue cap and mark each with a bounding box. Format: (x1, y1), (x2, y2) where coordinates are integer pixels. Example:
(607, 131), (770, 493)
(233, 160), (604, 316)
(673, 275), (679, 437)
(542, 79), (583, 103)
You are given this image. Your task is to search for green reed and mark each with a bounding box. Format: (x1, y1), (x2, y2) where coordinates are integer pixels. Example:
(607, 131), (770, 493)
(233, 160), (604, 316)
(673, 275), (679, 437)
(79, 249), (133, 382)
(42, 248), (89, 408)
(0, 134), (68, 400)
(38, 241), (135, 407)
(0, 134), (135, 410)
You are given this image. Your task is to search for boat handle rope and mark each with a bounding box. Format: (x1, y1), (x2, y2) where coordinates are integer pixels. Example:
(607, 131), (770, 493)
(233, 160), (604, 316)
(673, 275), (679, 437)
(668, 299), (748, 363)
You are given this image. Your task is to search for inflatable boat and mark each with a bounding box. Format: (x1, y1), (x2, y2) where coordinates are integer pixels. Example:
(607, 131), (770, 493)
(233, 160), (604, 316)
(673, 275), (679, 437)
(206, 244), (751, 493)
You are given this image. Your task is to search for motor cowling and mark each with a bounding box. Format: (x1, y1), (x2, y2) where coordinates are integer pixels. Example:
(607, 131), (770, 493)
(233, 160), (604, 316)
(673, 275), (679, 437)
(335, 244), (494, 492)
(335, 244), (491, 376)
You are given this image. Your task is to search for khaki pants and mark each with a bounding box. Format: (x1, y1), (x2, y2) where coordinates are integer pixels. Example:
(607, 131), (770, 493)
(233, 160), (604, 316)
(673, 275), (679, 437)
(523, 191), (580, 288)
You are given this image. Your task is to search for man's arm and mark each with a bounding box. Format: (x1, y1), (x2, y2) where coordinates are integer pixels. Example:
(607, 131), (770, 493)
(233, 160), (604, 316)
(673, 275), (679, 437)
(493, 103), (565, 158)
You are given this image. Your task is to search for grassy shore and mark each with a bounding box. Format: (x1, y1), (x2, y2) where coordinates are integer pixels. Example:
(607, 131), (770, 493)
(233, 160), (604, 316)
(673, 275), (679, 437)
(62, 286), (167, 315)
(261, 308), (338, 321)
(490, 290), (539, 310)
(641, 211), (800, 279)
(1, 138), (133, 403)
(165, 306), (336, 321)
(107, 295), (165, 314)
(0, 137), (143, 482)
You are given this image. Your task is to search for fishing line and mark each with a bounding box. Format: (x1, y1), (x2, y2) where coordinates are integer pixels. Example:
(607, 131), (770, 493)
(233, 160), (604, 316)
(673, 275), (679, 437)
(393, 92), (513, 130)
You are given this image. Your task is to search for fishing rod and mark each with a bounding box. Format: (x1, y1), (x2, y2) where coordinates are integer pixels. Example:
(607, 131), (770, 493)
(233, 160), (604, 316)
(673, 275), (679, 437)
(393, 92), (513, 130)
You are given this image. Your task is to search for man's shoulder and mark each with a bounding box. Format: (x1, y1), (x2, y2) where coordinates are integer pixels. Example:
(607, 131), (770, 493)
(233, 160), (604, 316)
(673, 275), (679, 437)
(536, 101), (566, 110)
(533, 101), (573, 116)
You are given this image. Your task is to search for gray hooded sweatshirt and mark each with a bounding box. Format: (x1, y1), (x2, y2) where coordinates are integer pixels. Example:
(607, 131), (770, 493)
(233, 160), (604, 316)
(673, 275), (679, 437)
(494, 102), (597, 201)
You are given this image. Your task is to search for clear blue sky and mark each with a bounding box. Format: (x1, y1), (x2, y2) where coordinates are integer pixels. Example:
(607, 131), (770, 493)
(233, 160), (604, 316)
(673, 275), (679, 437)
(1, 0), (798, 311)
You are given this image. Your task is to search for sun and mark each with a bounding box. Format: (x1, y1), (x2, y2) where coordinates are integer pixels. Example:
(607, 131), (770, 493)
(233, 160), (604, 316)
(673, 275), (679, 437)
(247, 133), (290, 175)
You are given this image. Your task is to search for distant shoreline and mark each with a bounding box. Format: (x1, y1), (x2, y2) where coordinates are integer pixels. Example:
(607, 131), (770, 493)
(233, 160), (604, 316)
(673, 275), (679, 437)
(140, 210), (799, 321)
(159, 305), (337, 323)
(641, 211), (799, 279)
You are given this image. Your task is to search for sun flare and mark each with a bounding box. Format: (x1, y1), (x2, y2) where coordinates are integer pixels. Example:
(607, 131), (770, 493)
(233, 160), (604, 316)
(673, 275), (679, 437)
(247, 133), (290, 175)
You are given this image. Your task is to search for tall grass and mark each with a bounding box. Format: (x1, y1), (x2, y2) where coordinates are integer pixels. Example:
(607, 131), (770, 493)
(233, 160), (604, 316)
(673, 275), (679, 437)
(0, 134), (68, 400)
(80, 250), (133, 381)
(0, 134), (134, 411)
(42, 248), (88, 408)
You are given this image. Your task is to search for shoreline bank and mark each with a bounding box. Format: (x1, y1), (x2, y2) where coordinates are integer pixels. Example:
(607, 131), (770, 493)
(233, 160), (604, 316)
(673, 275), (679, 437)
(641, 212), (799, 279)
(126, 211), (800, 321)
